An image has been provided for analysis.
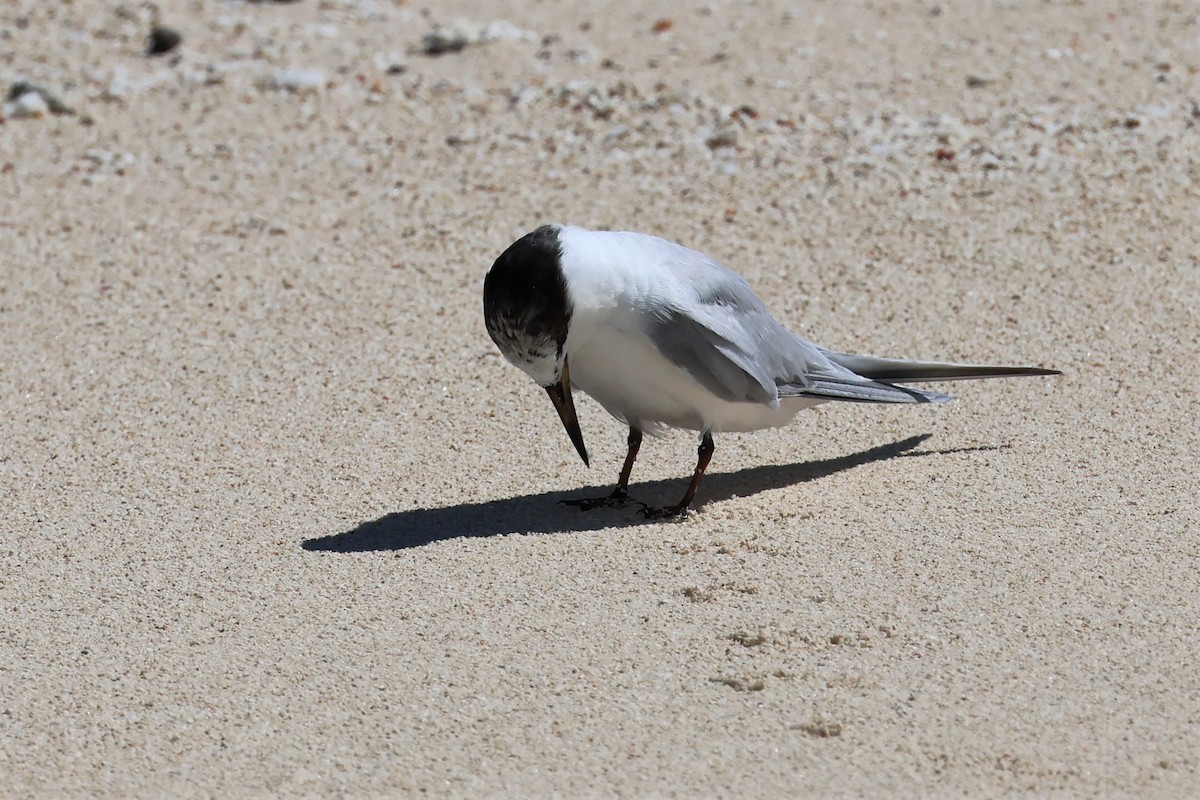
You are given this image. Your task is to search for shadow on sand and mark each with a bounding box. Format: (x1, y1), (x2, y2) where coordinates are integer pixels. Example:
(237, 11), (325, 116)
(302, 434), (1004, 552)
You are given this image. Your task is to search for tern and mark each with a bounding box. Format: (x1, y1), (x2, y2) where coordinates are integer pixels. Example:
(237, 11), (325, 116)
(483, 225), (1059, 518)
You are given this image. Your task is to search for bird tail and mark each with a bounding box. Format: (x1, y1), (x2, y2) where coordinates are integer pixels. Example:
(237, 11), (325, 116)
(778, 349), (1060, 405)
(819, 349), (1062, 383)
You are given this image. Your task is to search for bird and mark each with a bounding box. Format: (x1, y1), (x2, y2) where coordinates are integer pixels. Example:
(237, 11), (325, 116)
(482, 224), (1060, 519)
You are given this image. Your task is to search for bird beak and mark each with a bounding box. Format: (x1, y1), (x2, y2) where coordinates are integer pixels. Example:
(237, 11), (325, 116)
(545, 359), (589, 467)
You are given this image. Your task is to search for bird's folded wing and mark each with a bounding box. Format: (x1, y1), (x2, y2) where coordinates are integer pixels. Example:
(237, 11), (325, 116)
(644, 305), (780, 407)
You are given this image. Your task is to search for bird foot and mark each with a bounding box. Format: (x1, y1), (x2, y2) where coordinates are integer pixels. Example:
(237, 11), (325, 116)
(560, 489), (630, 512)
(637, 502), (691, 521)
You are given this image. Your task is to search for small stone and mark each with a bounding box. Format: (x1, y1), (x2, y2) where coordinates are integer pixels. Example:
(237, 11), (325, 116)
(603, 125), (630, 142)
(729, 631), (767, 647)
(706, 125), (738, 149)
(710, 676), (766, 692)
(446, 130), (477, 146)
(965, 74), (991, 88)
(480, 21), (533, 42)
(7, 90), (49, 118)
(795, 720), (844, 738)
(264, 69), (325, 93)
(422, 26), (471, 56)
(147, 25), (182, 56)
(5, 81), (72, 115)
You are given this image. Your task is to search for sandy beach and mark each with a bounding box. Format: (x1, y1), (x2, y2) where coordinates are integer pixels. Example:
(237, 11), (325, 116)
(2, 0), (1198, 795)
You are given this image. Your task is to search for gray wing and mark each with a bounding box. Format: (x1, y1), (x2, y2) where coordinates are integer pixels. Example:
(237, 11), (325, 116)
(645, 297), (949, 406)
(644, 304), (781, 406)
(641, 258), (821, 407)
(639, 245), (954, 407)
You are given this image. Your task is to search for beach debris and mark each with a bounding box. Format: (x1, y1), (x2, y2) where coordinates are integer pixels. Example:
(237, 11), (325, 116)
(369, 51), (408, 75)
(706, 123), (739, 149)
(421, 20), (534, 55)
(147, 25), (183, 56)
(422, 24), (472, 55)
(5, 90), (48, 118)
(794, 720), (844, 738)
(261, 69), (326, 93)
(446, 129), (478, 146)
(3, 81), (73, 119)
(479, 21), (534, 43)
(710, 675), (767, 692)
(728, 631), (768, 647)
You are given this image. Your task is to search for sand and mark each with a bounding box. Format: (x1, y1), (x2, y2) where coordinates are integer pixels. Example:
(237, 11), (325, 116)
(2, 0), (1198, 796)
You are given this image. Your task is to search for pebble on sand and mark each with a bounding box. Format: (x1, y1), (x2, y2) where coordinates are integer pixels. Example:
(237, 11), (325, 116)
(147, 25), (183, 56)
(421, 20), (534, 55)
(422, 25), (471, 55)
(5, 90), (49, 118)
(705, 124), (739, 149)
(3, 81), (74, 118)
(263, 69), (326, 93)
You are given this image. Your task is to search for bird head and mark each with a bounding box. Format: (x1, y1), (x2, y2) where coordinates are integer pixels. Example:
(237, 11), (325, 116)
(483, 225), (589, 466)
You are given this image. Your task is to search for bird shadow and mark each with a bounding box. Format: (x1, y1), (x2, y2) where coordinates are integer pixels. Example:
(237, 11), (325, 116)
(302, 434), (1004, 552)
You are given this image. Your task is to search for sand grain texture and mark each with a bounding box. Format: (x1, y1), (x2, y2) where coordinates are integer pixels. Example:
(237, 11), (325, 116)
(2, 0), (1198, 796)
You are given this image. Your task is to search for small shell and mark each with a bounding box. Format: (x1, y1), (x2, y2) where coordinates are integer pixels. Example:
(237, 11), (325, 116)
(263, 69), (326, 93)
(8, 91), (49, 118)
